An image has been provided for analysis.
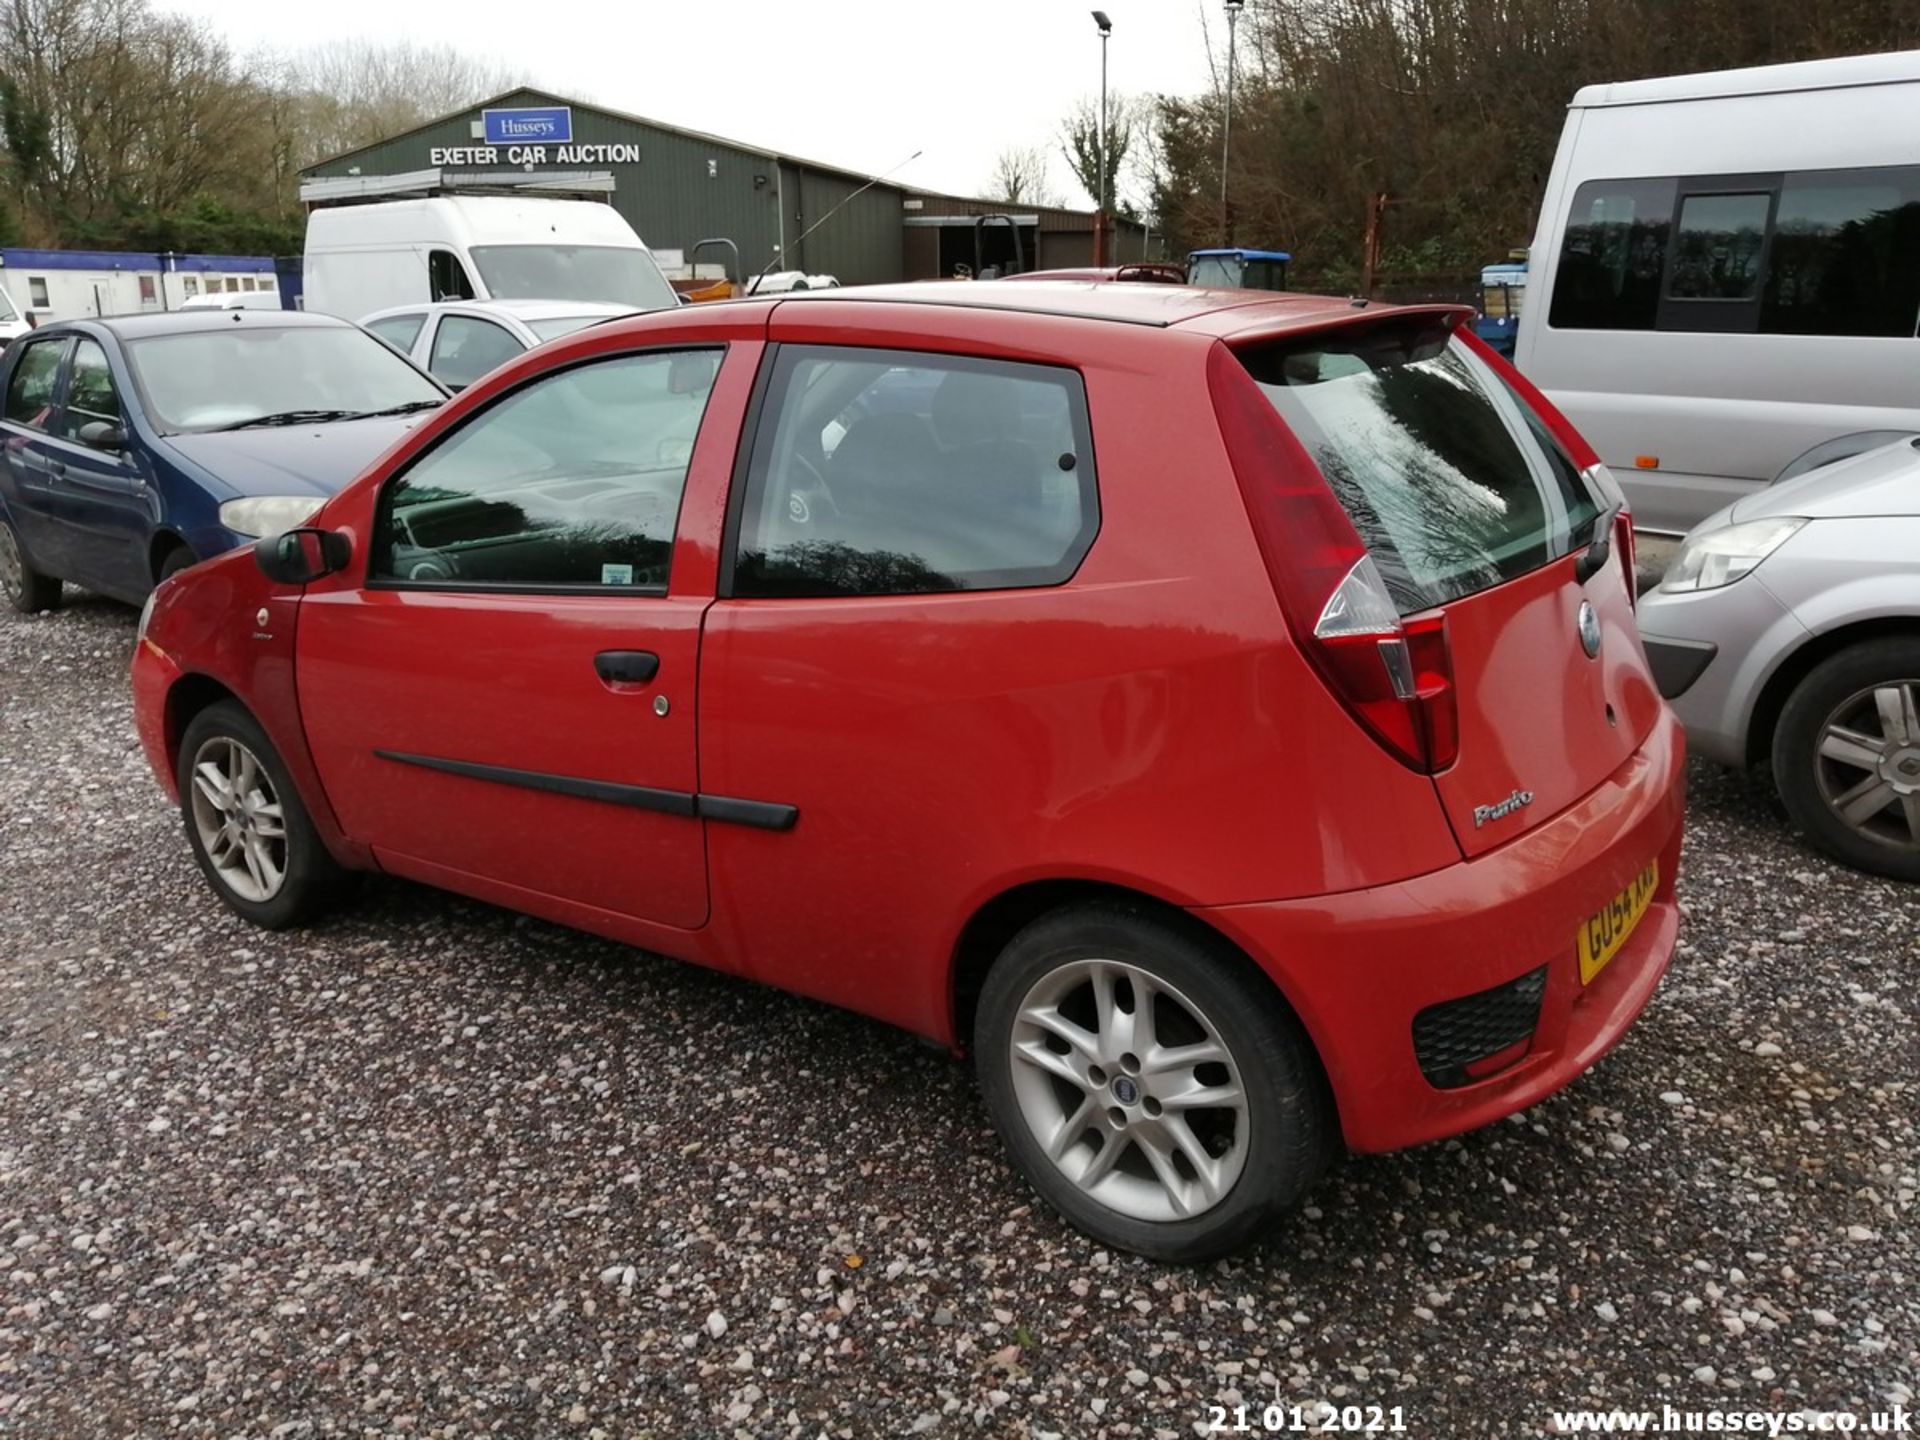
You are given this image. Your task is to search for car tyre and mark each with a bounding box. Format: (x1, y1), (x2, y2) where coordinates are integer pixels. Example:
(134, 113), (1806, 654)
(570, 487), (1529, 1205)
(0, 519), (62, 614)
(1773, 637), (1920, 883)
(177, 700), (347, 928)
(158, 545), (197, 583)
(974, 903), (1331, 1262)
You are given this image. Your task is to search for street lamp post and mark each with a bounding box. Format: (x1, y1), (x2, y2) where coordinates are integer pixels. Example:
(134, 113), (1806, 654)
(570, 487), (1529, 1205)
(1092, 10), (1112, 266)
(1221, 0), (1243, 246)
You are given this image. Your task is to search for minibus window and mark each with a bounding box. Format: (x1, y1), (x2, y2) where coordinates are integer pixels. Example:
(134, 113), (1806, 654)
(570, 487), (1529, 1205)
(1761, 167), (1920, 338)
(1668, 193), (1771, 301)
(1548, 178), (1675, 330)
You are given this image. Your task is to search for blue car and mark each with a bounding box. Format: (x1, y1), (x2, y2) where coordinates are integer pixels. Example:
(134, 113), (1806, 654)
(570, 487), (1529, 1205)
(0, 310), (447, 611)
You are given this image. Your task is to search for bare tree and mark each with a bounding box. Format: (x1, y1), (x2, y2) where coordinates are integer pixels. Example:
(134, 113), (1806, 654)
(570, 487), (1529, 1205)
(987, 144), (1057, 206)
(279, 39), (520, 166)
(1059, 94), (1135, 213)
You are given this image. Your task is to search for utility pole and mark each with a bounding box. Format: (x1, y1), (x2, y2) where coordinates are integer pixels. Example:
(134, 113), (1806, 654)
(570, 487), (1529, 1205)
(1221, 0), (1244, 246)
(1092, 11), (1112, 266)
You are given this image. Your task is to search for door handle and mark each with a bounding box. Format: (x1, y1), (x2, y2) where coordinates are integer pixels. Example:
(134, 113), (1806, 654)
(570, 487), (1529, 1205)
(46, 460), (65, 479)
(594, 650), (660, 686)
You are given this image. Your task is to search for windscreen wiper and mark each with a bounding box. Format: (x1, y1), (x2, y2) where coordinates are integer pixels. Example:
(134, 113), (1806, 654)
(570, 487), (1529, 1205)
(356, 399), (446, 418)
(213, 409), (362, 431)
(1573, 501), (1623, 584)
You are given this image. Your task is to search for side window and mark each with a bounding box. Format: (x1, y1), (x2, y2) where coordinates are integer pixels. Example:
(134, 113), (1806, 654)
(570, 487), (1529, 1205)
(429, 249), (477, 302)
(57, 340), (120, 439)
(367, 313), (426, 353)
(1761, 166), (1920, 338)
(429, 315), (524, 390)
(372, 348), (721, 591)
(183, 276), (200, 297)
(3, 339), (65, 429)
(730, 346), (1099, 598)
(1548, 177), (1676, 331)
(28, 277), (49, 308)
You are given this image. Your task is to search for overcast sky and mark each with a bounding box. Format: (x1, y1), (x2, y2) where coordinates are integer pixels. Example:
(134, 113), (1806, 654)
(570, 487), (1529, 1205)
(172, 0), (1230, 204)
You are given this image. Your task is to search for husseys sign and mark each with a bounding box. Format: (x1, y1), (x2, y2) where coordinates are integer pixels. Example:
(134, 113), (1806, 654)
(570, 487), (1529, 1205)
(428, 107), (641, 167)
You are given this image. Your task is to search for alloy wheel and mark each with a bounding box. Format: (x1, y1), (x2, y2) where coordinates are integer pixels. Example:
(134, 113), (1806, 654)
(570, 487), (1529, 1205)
(188, 735), (289, 903)
(1814, 679), (1920, 854)
(1008, 958), (1249, 1223)
(0, 525), (22, 604)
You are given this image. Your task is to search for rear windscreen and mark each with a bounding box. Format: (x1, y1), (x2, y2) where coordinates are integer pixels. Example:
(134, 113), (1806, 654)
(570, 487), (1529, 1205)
(1238, 321), (1602, 613)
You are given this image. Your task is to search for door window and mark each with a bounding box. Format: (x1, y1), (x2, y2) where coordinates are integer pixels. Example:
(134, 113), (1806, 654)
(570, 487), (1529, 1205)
(372, 348), (721, 591)
(1668, 192), (1772, 301)
(729, 346), (1099, 597)
(3, 339), (65, 429)
(429, 315), (524, 389)
(56, 340), (120, 440)
(366, 313), (426, 353)
(429, 249), (477, 302)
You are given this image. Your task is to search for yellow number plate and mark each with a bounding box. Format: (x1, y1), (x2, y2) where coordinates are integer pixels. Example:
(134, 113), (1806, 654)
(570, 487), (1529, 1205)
(1577, 860), (1659, 985)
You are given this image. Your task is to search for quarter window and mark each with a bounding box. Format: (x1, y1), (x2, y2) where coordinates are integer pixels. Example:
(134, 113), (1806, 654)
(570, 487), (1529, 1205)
(429, 315), (524, 390)
(372, 349), (721, 591)
(367, 313), (427, 353)
(730, 347), (1099, 598)
(1548, 178), (1676, 330)
(58, 340), (120, 439)
(3, 339), (65, 429)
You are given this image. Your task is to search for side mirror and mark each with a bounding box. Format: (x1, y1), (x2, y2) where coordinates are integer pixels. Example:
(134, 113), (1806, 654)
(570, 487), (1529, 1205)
(254, 527), (350, 585)
(78, 420), (126, 451)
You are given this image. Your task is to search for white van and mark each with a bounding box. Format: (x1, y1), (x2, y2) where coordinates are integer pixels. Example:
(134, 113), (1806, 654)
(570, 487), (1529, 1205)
(303, 196), (679, 322)
(1514, 50), (1920, 534)
(0, 281), (26, 346)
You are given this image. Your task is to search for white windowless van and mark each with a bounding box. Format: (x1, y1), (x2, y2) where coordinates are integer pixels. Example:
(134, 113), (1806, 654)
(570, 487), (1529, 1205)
(303, 196), (679, 322)
(1515, 51), (1920, 534)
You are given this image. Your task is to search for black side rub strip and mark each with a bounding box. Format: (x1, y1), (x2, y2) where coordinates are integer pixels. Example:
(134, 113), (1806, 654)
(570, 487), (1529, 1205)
(373, 751), (797, 831)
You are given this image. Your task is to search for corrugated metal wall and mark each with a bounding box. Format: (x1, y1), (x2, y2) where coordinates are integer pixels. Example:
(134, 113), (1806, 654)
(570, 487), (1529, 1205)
(303, 90), (907, 285)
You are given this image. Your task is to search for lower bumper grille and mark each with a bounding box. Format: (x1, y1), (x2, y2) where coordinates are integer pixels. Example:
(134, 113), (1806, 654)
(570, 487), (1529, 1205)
(1412, 965), (1548, 1089)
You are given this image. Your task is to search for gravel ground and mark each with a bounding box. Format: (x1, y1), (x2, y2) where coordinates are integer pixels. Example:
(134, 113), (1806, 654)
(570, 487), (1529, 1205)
(0, 590), (1914, 1439)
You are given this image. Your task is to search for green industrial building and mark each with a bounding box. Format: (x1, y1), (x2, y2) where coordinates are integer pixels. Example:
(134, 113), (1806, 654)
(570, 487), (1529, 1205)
(299, 88), (1144, 286)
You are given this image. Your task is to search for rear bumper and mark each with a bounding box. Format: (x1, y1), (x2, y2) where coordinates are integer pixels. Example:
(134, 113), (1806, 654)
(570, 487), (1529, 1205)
(1197, 708), (1686, 1153)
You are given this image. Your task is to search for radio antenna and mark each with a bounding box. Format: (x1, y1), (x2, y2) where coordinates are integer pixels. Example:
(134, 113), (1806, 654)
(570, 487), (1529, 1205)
(756, 148), (924, 285)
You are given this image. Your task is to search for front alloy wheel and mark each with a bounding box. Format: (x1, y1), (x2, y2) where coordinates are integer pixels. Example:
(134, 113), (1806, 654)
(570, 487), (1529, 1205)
(188, 735), (289, 903)
(176, 700), (347, 927)
(1775, 638), (1920, 883)
(975, 904), (1331, 1262)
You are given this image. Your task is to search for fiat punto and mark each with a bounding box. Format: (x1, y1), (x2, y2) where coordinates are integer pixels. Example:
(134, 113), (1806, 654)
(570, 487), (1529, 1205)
(132, 282), (1685, 1260)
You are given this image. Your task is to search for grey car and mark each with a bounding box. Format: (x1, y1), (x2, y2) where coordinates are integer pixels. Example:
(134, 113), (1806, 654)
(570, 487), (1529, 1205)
(1636, 437), (1920, 881)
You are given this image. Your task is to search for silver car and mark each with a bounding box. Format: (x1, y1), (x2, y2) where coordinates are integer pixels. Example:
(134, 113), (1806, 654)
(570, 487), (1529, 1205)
(1636, 437), (1920, 882)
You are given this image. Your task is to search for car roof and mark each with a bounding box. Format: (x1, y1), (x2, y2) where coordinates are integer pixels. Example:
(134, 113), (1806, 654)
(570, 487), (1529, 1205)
(758, 279), (1398, 335)
(50, 310), (354, 340)
(363, 299), (638, 323)
(1188, 248), (1293, 262)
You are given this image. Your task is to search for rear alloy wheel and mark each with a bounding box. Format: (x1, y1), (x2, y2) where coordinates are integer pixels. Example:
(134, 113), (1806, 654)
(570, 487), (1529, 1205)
(975, 904), (1330, 1262)
(177, 700), (346, 928)
(0, 519), (62, 614)
(1774, 638), (1920, 883)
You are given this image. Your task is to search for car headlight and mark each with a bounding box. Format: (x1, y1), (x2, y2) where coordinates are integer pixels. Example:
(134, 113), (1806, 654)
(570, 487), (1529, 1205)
(219, 496), (322, 539)
(1660, 517), (1807, 593)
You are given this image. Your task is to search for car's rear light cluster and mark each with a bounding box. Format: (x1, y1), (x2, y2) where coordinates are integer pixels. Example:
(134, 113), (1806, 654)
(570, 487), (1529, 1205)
(1207, 341), (1459, 775)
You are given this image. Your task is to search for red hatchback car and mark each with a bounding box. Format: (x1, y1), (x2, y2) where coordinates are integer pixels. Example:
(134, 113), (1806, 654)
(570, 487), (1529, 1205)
(132, 282), (1684, 1260)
